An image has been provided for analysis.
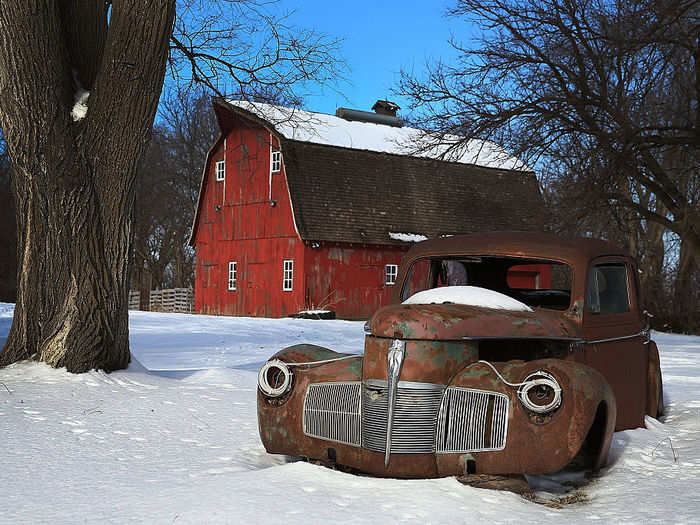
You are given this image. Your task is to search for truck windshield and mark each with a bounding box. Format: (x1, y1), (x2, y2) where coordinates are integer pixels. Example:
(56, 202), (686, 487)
(401, 256), (572, 310)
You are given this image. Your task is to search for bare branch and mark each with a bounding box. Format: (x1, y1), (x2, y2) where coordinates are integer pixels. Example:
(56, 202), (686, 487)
(168, 1), (346, 105)
(398, 0), (700, 257)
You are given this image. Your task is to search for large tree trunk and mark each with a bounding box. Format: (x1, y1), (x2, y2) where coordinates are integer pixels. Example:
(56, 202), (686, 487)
(0, 1), (176, 372)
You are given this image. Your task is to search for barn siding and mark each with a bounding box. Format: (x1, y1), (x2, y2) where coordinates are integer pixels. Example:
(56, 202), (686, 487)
(195, 237), (305, 317)
(304, 242), (406, 320)
(507, 263), (553, 289)
(193, 123), (306, 317)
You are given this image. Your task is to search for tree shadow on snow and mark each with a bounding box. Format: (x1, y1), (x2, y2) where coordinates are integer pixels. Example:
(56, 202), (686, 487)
(229, 360), (267, 372)
(134, 357), (267, 379)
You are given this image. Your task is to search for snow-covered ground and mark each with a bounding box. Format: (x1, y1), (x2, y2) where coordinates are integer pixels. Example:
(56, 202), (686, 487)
(1, 303), (699, 524)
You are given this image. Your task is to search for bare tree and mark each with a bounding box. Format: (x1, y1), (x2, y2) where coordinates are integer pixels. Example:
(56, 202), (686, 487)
(0, 1), (341, 372)
(398, 0), (699, 258)
(132, 124), (180, 294)
(133, 87), (218, 292)
(157, 87), (219, 219)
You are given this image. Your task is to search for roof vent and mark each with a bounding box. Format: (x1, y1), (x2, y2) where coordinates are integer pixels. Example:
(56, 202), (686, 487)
(372, 100), (400, 117)
(335, 101), (403, 127)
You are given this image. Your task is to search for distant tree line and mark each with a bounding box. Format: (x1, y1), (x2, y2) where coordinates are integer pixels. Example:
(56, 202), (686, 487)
(131, 87), (217, 294)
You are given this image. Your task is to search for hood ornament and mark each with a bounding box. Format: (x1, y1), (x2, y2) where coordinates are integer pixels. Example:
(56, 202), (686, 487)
(385, 338), (406, 468)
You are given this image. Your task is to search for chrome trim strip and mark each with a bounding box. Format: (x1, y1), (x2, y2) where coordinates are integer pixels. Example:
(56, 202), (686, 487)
(456, 332), (643, 344)
(455, 332), (644, 344)
(385, 339), (406, 468)
(584, 331), (643, 344)
(460, 336), (584, 342)
(365, 379), (445, 390)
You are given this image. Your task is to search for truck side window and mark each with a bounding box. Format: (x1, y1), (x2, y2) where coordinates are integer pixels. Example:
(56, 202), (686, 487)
(401, 259), (432, 301)
(439, 260), (469, 286)
(586, 263), (630, 314)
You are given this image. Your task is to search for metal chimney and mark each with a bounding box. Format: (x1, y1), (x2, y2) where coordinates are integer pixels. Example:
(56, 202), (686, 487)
(372, 100), (400, 117)
(335, 100), (403, 127)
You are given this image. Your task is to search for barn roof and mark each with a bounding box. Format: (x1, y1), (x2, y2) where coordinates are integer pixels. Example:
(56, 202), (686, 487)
(279, 138), (544, 245)
(191, 99), (545, 246)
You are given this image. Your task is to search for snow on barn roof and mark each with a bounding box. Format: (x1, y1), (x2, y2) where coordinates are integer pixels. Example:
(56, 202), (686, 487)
(389, 232), (428, 243)
(227, 100), (528, 171)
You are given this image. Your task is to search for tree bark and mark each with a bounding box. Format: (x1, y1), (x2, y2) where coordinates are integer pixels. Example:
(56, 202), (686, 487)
(673, 237), (699, 332)
(0, 1), (175, 372)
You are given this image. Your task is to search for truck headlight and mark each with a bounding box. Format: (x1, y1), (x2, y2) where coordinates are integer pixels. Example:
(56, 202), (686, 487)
(517, 370), (562, 414)
(258, 359), (294, 398)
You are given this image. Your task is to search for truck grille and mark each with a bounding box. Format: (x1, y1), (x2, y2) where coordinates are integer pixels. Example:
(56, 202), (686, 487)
(435, 387), (509, 453)
(362, 380), (445, 454)
(303, 382), (362, 446)
(302, 382), (509, 454)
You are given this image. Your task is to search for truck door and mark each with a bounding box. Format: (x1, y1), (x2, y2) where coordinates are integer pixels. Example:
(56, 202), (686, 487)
(583, 257), (648, 430)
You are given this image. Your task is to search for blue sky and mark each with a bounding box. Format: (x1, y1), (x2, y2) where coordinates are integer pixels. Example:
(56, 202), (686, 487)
(277, 0), (475, 115)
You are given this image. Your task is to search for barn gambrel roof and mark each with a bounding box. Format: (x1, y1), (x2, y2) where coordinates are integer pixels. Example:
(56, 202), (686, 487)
(190, 99), (545, 246)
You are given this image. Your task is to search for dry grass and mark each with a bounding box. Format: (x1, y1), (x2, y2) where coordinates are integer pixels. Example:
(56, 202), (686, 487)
(522, 490), (590, 508)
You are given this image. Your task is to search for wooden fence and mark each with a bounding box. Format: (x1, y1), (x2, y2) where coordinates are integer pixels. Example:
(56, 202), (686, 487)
(128, 288), (194, 313)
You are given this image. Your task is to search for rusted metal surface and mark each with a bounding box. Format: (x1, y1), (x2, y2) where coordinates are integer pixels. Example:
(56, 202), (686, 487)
(257, 232), (661, 478)
(390, 232), (626, 288)
(435, 359), (615, 475)
(369, 303), (581, 341)
(258, 343), (615, 477)
(362, 336), (477, 385)
(646, 341), (664, 418)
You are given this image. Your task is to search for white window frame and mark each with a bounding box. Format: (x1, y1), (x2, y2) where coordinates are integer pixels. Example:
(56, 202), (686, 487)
(215, 160), (225, 181)
(228, 261), (237, 291)
(385, 264), (398, 285)
(283, 260), (293, 291)
(271, 150), (282, 173)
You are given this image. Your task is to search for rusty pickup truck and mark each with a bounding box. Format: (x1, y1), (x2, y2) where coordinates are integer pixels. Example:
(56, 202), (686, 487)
(257, 232), (663, 477)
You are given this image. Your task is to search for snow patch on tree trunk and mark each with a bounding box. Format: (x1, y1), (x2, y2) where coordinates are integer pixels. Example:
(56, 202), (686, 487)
(71, 89), (90, 121)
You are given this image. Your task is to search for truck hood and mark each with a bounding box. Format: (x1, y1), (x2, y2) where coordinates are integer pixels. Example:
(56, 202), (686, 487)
(368, 303), (581, 341)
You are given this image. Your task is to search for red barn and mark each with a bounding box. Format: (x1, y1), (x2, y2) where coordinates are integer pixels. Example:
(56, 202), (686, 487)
(189, 99), (545, 319)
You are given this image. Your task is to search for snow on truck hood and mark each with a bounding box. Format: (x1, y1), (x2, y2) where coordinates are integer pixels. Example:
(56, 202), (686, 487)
(370, 287), (578, 340)
(403, 286), (533, 312)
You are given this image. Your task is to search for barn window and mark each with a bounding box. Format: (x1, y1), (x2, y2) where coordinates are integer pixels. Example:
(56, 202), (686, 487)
(271, 150), (282, 173)
(283, 260), (293, 291)
(215, 160), (225, 181)
(385, 264), (398, 285)
(228, 261), (237, 291)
